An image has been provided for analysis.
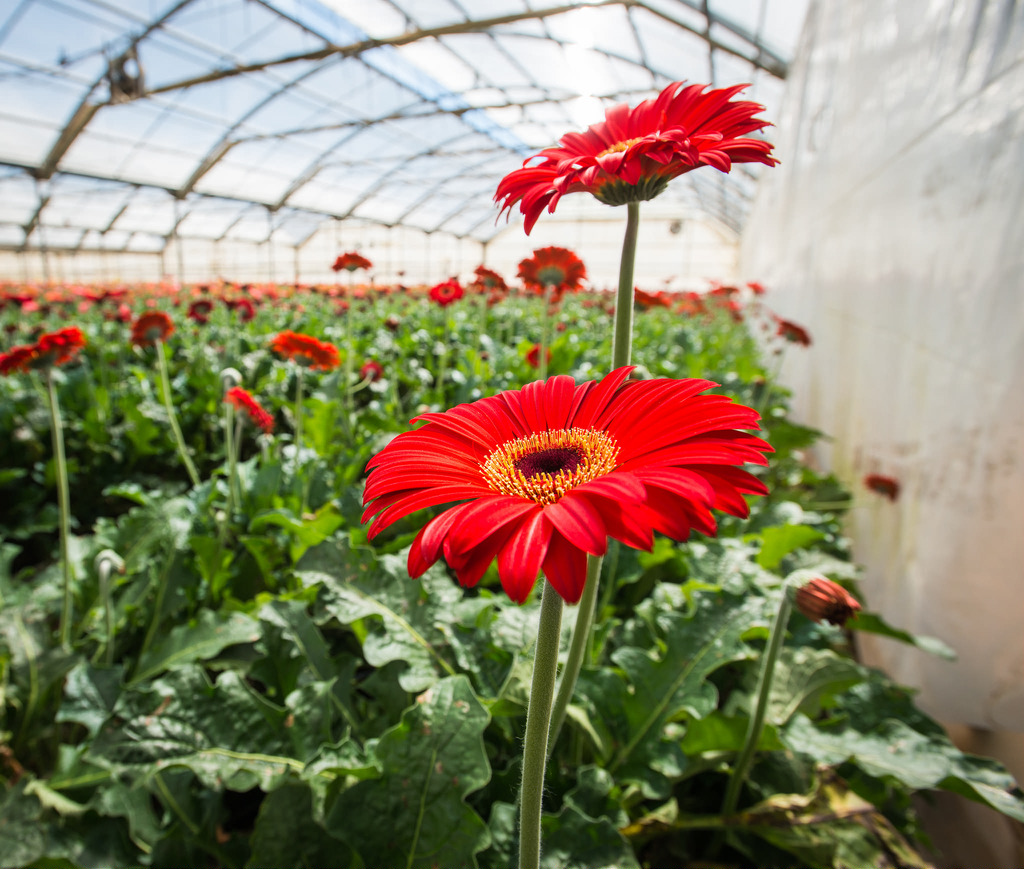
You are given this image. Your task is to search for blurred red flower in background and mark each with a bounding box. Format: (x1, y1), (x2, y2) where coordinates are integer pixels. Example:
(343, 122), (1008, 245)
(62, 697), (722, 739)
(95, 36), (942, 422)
(131, 311), (175, 346)
(471, 265), (508, 294)
(864, 473), (899, 501)
(225, 386), (275, 433)
(0, 327), (87, 374)
(496, 81), (776, 233)
(518, 246), (587, 299)
(525, 343), (552, 369)
(360, 360), (385, 382)
(362, 367), (772, 604)
(332, 252), (373, 273)
(187, 299), (214, 324)
(429, 279), (464, 307)
(776, 317), (811, 347)
(270, 330), (340, 370)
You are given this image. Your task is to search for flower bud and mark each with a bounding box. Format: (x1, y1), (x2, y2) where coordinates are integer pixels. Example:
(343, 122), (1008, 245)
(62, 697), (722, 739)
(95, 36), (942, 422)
(795, 577), (861, 626)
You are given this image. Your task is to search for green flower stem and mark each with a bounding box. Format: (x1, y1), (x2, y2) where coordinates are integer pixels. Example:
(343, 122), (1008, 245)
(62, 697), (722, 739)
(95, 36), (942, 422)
(547, 201), (641, 754)
(45, 369), (74, 650)
(155, 340), (200, 488)
(539, 285), (552, 380)
(435, 313), (451, 403)
(612, 201), (641, 370)
(547, 553), (602, 751)
(224, 401), (238, 519)
(519, 580), (564, 869)
(720, 581), (795, 818)
(342, 309), (355, 430)
(293, 365), (308, 511)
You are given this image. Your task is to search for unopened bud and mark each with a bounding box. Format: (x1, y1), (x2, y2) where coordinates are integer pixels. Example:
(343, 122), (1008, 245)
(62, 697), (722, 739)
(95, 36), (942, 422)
(795, 577), (861, 626)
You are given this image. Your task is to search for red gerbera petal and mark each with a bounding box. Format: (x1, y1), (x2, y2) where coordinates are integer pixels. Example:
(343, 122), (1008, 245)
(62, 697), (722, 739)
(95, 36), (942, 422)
(363, 367), (772, 604)
(496, 81), (777, 233)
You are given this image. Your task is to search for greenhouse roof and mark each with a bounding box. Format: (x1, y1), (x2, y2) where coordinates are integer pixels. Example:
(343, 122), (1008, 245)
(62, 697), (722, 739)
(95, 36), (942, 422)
(0, 0), (808, 255)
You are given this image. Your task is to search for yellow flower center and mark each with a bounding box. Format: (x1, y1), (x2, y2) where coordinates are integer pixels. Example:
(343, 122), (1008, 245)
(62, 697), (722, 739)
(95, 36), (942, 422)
(481, 428), (619, 505)
(597, 137), (643, 158)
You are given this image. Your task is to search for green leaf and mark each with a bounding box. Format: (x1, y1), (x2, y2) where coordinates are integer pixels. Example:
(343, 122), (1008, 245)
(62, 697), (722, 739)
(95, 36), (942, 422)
(766, 647), (865, 726)
(249, 503), (345, 562)
(851, 611), (956, 660)
(606, 588), (768, 789)
(326, 675), (492, 868)
(299, 537), (459, 691)
(0, 782), (45, 868)
(56, 663), (124, 738)
(784, 713), (1024, 822)
(679, 711), (784, 755)
(188, 535), (235, 599)
(247, 782), (352, 869)
(131, 609), (260, 684)
(89, 666), (340, 792)
(755, 524), (826, 569)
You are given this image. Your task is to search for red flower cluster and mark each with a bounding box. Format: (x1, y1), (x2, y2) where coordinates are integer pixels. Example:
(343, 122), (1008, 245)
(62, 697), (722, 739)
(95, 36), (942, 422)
(131, 311), (175, 346)
(496, 81), (777, 233)
(332, 252), (373, 273)
(225, 387), (275, 433)
(429, 279), (464, 307)
(518, 246), (587, 298)
(362, 368), (772, 604)
(270, 331), (340, 370)
(864, 473), (899, 501)
(0, 326), (87, 375)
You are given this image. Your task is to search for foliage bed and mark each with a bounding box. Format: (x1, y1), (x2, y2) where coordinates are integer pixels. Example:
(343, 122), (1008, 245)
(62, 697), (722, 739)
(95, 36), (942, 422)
(0, 279), (1021, 868)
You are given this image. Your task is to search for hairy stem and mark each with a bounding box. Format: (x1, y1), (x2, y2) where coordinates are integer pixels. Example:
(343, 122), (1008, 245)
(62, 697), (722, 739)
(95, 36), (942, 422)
(155, 340), (200, 488)
(519, 580), (564, 869)
(45, 370), (74, 649)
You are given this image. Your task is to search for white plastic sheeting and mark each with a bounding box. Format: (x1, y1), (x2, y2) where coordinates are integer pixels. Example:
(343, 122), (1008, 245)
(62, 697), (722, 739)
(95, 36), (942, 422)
(741, 0), (1024, 731)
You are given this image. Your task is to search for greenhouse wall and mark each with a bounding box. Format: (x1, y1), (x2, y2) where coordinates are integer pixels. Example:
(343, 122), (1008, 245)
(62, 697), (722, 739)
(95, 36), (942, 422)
(1, 206), (740, 291)
(740, 0), (1024, 834)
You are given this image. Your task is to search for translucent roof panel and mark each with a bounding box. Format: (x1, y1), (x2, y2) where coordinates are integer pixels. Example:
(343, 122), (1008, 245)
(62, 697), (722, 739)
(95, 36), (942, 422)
(0, 0), (809, 254)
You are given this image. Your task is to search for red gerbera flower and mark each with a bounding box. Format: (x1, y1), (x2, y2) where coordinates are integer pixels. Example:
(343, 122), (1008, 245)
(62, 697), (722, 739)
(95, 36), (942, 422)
(471, 265), (508, 294)
(187, 299), (214, 324)
(270, 330), (340, 370)
(35, 327), (87, 367)
(776, 317), (811, 347)
(518, 247), (587, 297)
(864, 473), (899, 502)
(1, 326), (88, 374)
(332, 252), (373, 273)
(429, 279), (464, 307)
(496, 81), (777, 233)
(795, 577), (861, 627)
(360, 359), (385, 382)
(131, 311), (175, 346)
(0, 343), (38, 375)
(362, 367), (772, 604)
(524, 343), (552, 369)
(634, 288), (672, 309)
(224, 386), (275, 433)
